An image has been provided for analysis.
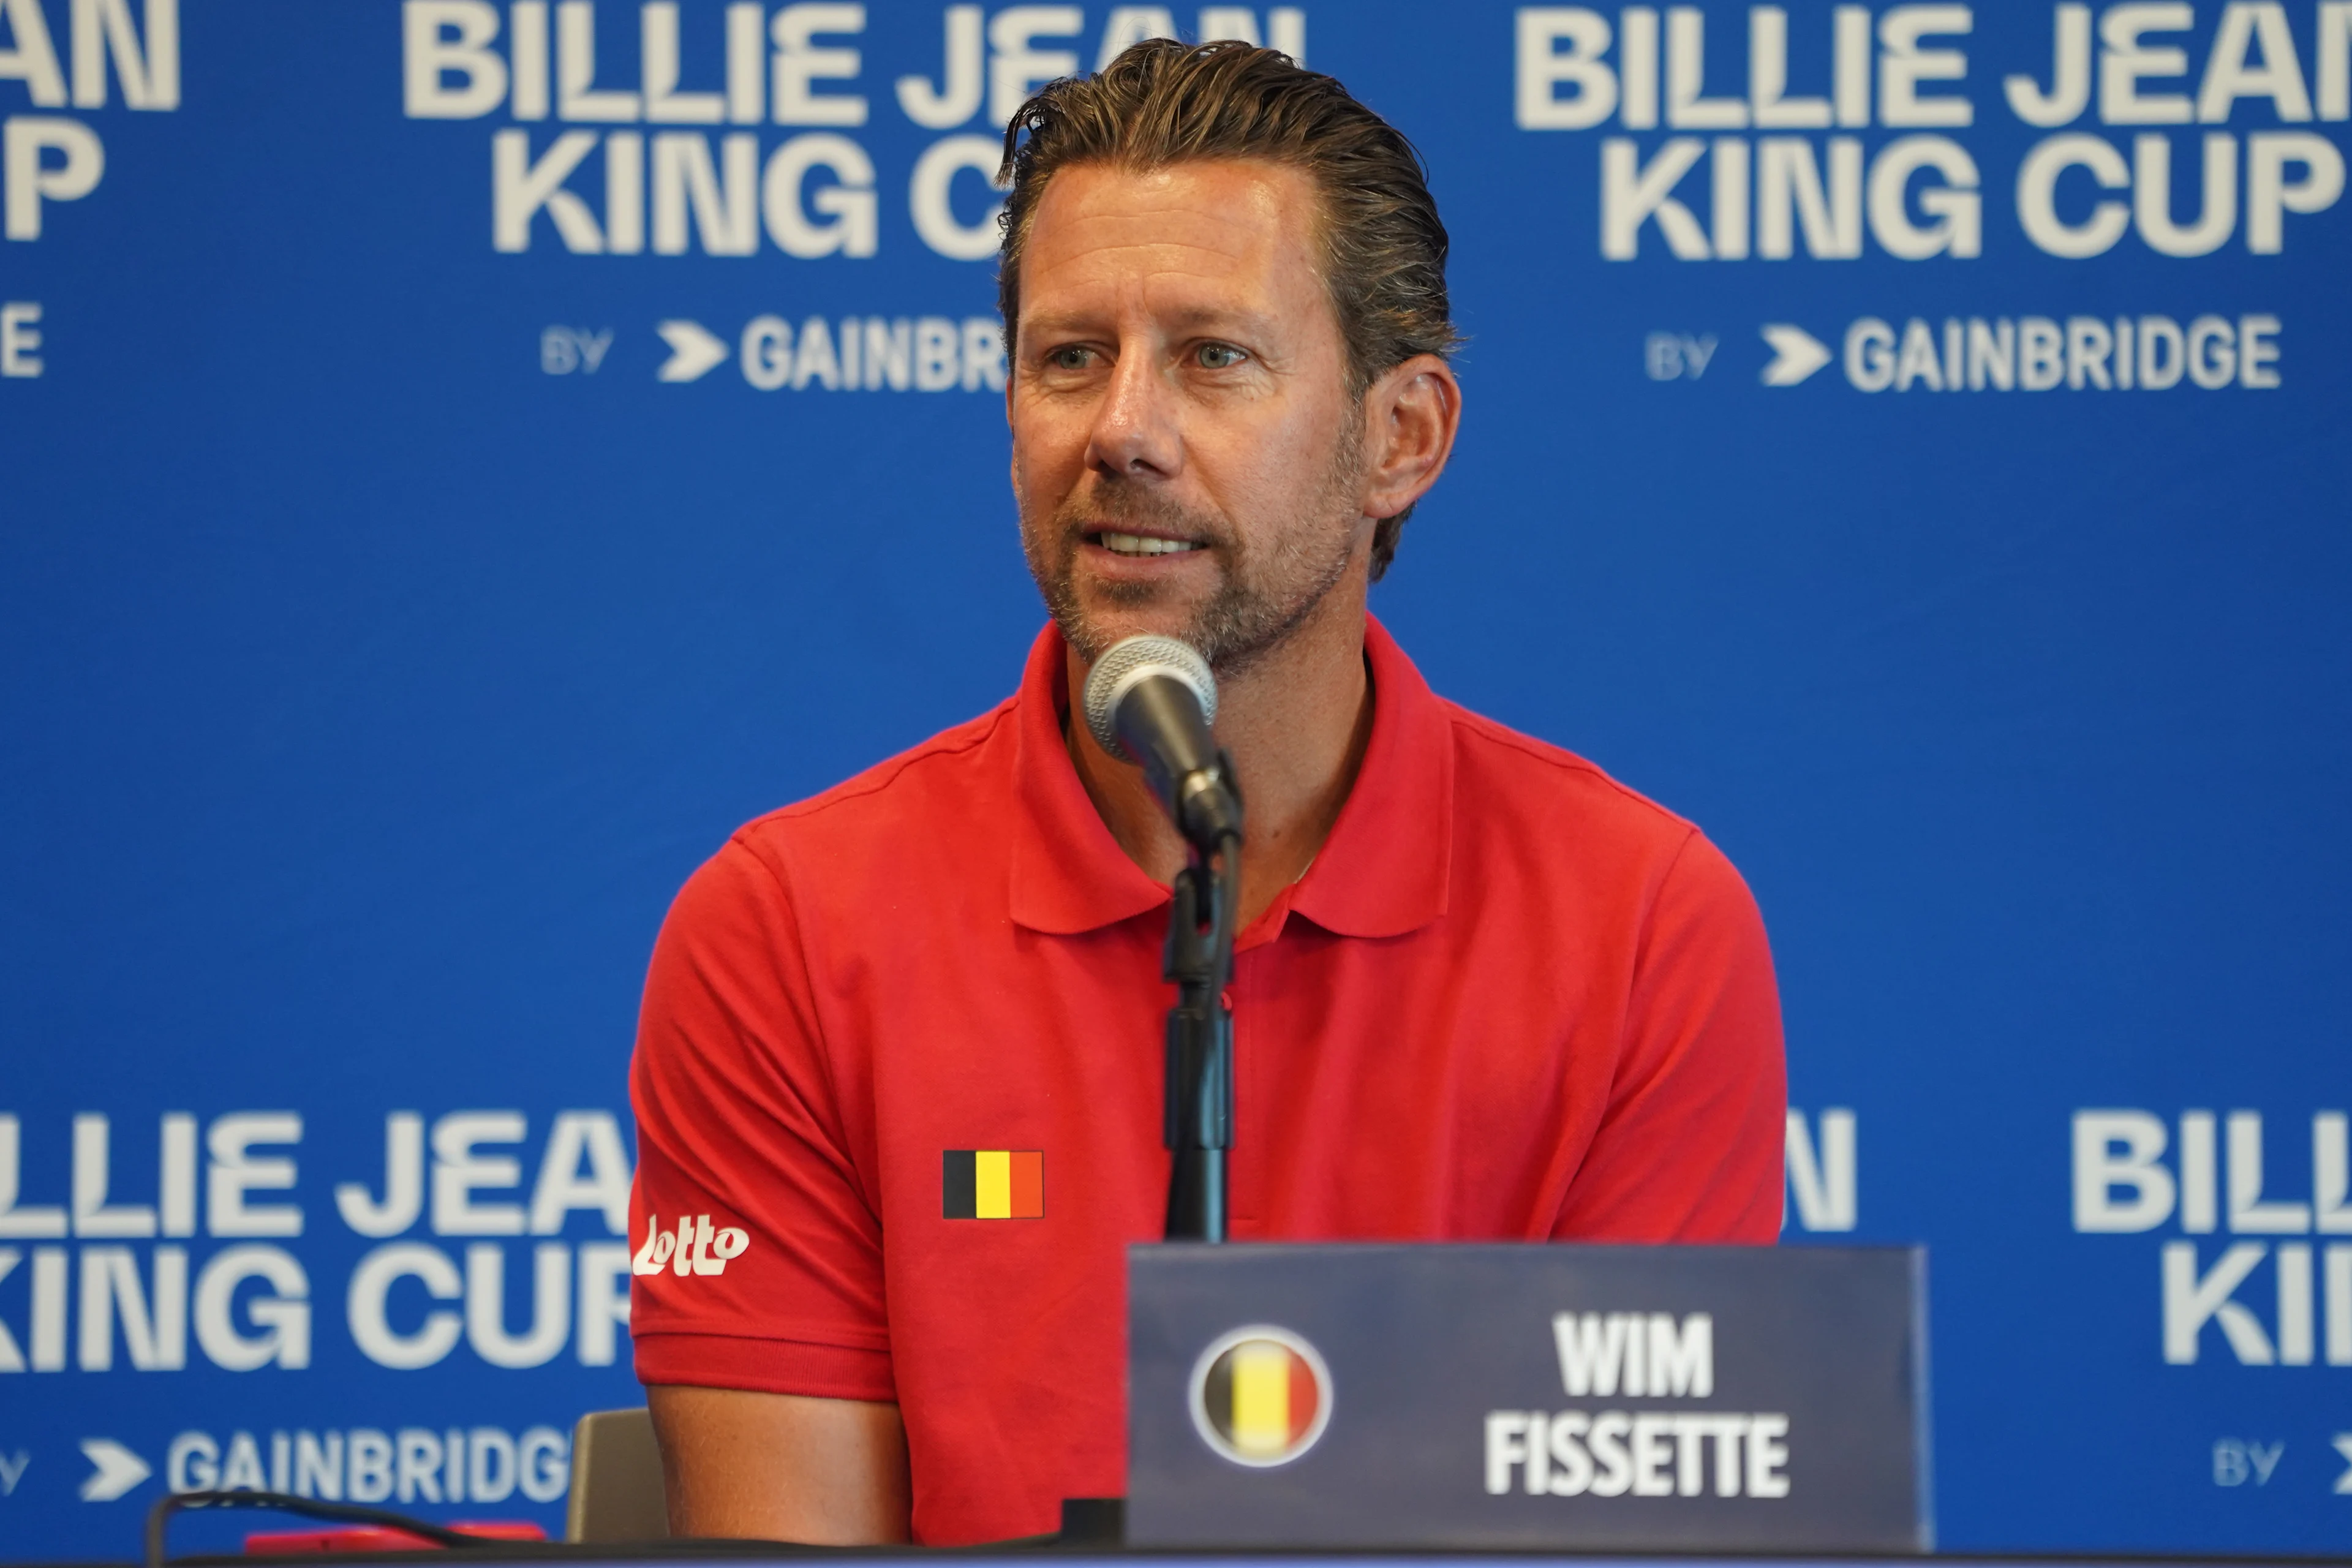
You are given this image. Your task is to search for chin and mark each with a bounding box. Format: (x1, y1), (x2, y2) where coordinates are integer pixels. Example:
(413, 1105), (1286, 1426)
(1074, 581), (1203, 627)
(1057, 606), (1192, 666)
(1070, 615), (1180, 660)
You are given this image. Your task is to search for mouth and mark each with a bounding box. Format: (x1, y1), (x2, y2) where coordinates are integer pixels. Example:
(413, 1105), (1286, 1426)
(1088, 529), (1207, 559)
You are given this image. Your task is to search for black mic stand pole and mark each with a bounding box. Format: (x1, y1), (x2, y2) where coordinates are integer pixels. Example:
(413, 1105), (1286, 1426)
(1163, 821), (1240, 1242)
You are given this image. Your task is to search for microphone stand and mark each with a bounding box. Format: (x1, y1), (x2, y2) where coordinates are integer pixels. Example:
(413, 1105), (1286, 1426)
(1163, 820), (1240, 1242)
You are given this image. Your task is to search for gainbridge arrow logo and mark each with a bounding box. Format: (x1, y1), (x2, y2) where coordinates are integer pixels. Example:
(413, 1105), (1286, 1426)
(78, 1439), (149, 1502)
(1760, 324), (1833, 386)
(654, 320), (729, 383)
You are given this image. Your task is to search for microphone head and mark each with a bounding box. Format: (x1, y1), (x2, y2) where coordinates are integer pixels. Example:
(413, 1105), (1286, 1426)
(1081, 635), (1218, 761)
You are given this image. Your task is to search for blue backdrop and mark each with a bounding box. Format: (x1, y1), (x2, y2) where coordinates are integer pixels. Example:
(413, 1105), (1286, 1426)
(3, 0), (2348, 1557)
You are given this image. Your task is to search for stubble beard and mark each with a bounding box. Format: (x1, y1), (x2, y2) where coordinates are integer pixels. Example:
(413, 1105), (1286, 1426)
(1022, 421), (1367, 678)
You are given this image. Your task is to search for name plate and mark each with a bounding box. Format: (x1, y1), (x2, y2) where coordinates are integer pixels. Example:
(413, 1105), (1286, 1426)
(1126, 1242), (1931, 1552)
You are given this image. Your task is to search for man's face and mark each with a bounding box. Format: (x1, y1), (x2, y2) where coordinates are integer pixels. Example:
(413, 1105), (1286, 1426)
(1008, 159), (1368, 673)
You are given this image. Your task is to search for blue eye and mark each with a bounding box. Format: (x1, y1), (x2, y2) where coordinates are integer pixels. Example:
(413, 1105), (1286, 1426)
(1197, 342), (1246, 369)
(1049, 345), (1092, 369)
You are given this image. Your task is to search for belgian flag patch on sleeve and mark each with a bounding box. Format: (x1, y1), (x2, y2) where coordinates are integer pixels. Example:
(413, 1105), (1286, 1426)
(941, 1150), (1044, 1218)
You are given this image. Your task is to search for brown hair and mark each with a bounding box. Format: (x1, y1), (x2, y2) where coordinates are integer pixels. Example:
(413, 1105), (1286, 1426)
(996, 39), (1458, 580)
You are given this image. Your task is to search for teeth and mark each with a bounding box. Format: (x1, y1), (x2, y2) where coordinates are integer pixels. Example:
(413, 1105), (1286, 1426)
(1099, 530), (1202, 557)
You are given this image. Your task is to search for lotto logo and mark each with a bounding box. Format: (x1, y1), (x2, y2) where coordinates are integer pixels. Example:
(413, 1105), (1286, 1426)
(631, 1213), (750, 1277)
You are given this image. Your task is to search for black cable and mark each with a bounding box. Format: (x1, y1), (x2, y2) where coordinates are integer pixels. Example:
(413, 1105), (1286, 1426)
(145, 1489), (500, 1568)
(1215, 831), (1241, 951)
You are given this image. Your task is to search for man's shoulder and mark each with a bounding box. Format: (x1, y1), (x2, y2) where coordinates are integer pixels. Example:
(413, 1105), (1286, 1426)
(1438, 698), (1698, 851)
(733, 698), (1020, 859)
(1430, 696), (1763, 949)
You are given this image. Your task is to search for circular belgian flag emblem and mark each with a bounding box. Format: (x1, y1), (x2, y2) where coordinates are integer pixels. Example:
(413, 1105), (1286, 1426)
(1187, 1326), (1333, 1467)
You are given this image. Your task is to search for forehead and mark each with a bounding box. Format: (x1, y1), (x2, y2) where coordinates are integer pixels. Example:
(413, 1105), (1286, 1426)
(1018, 159), (1325, 318)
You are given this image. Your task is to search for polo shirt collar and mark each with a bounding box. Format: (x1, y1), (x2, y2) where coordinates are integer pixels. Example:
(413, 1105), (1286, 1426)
(1006, 614), (1453, 940)
(1008, 628), (1172, 935)
(1289, 616), (1454, 938)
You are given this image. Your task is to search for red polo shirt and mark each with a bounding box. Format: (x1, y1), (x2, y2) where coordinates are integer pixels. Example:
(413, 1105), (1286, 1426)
(627, 617), (1785, 1545)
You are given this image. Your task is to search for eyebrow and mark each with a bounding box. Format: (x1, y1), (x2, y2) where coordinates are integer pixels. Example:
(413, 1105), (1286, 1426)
(1020, 303), (1285, 342)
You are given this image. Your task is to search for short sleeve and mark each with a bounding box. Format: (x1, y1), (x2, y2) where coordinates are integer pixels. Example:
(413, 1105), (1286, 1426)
(627, 836), (896, 1401)
(1552, 830), (1788, 1243)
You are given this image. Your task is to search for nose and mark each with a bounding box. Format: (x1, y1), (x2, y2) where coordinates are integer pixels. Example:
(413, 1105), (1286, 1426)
(1085, 340), (1182, 481)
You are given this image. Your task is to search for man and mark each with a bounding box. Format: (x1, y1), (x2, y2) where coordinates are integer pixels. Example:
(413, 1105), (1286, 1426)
(627, 40), (1784, 1548)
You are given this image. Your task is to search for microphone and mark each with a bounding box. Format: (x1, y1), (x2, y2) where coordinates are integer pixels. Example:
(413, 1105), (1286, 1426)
(1080, 635), (1244, 851)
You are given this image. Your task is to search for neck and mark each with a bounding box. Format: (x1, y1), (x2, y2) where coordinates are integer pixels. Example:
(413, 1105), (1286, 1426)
(1065, 587), (1376, 930)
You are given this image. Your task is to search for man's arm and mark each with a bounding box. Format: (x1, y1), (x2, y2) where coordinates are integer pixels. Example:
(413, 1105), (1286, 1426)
(1553, 829), (1787, 1242)
(629, 841), (903, 1537)
(648, 1385), (911, 1544)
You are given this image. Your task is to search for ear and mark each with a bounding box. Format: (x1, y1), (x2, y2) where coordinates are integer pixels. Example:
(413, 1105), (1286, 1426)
(1358, 354), (1462, 520)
